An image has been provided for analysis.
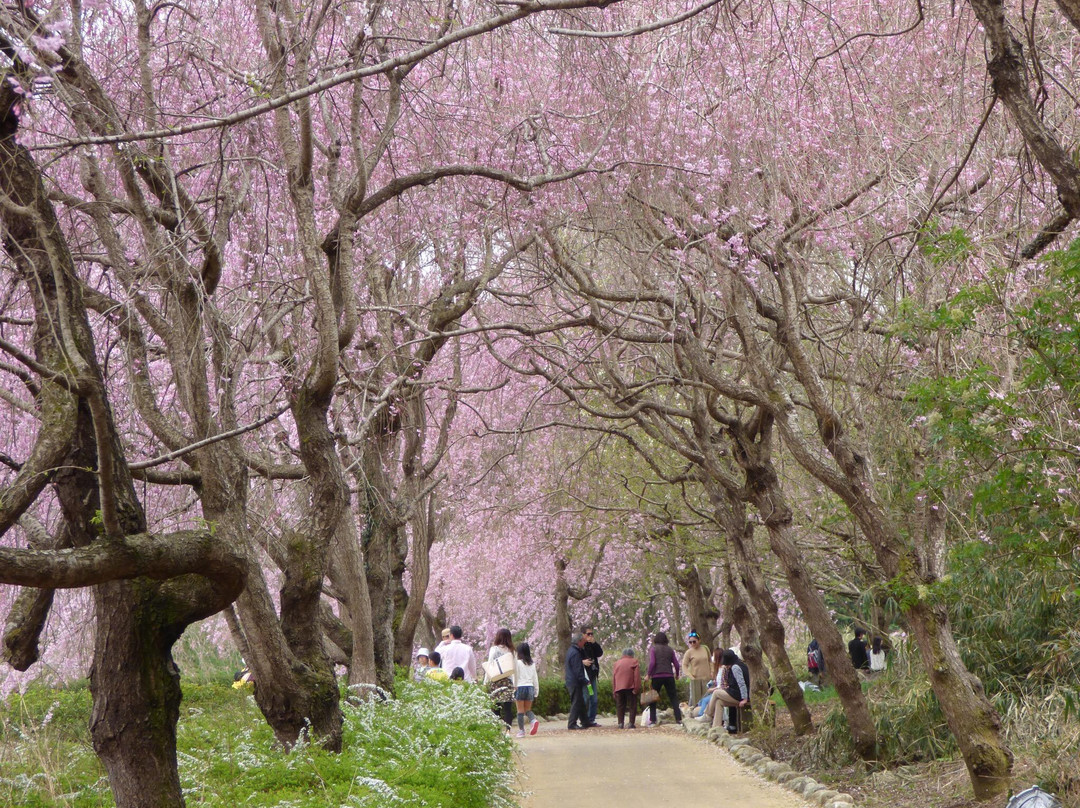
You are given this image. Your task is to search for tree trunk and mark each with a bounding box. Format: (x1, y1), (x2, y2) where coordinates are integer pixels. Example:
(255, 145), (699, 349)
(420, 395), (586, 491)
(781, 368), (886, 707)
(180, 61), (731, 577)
(553, 557), (575, 664)
(717, 575), (735, 651)
(363, 516), (407, 692)
(711, 486), (813, 735)
(907, 600), (1013, 799)
(278, 392), (348, 749)
(762, 243), (1013, 797)
(89, 581), (184, 808)
(672, 563), (718, 644)
(346, 413), (409, 693)
(731, 419), (878, 758)
(725, 569), (771, 718)
(759, 494), (878, 754)
(900, 491), (1012, 800)
(1, 93), (235, 806)
(394, 494), (436, 667)
(669, 589), (685, 648)
(691, 401), (871, 751)
(331, 516), (378, 688)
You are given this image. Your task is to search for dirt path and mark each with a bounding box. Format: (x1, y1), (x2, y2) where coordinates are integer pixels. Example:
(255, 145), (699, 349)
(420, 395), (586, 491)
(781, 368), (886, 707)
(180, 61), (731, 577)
(513, 718), (814, 808)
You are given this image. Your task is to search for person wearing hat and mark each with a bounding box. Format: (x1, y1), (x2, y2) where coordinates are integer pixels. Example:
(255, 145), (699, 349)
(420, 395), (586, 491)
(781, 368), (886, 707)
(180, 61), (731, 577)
(434, 627), (453, 657)
(414, 647), (431, 681)
(681, 631), (712, 708)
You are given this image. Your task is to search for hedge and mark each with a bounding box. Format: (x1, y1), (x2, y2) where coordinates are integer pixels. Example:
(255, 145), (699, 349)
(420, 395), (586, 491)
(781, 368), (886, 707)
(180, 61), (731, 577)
(531, 676), (689, 717)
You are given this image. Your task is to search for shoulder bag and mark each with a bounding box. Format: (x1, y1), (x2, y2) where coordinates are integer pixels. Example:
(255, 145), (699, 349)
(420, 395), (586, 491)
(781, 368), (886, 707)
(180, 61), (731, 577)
(482, 651), (515, 682)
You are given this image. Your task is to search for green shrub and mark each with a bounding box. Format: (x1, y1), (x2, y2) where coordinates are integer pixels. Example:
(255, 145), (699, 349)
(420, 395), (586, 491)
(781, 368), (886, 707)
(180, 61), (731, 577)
(532, 676), (688, 717)
(791, 647), (956, 769)
(1, 672), (516, 808)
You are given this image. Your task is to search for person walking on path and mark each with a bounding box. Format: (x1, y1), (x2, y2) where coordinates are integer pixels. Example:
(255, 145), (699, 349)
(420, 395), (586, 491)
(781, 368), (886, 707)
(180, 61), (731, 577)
(848, 627), (870, 672)
(582, 626), (603, 726)
(485, 628), (517, 730)
(611, 648), (641, 729)
(646, 631), (682, 726)
(514, 642), (541, 737)
(440, 625), (477, 682)
(564, 632), (592, 730)
(680, 631), (711, 708)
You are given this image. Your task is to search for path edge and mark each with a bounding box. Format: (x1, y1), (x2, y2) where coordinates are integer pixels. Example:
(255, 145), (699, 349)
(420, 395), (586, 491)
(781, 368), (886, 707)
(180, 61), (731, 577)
(680, 719), (857, 808)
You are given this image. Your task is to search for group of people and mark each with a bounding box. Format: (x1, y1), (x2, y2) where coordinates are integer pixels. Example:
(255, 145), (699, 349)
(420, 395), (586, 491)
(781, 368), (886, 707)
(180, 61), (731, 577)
(806, 627), (889, 686)
(848, 627), (888, 674)
(413, 625), (542, 738)
(416, 623), (757, 736)
(413, 624), (476, 683)
(564, 629), (751, 733)
(414, 622), (893, 740)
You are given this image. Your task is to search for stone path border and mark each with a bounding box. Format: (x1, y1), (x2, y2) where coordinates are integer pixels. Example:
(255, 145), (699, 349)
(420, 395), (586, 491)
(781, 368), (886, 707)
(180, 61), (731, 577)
(681, 716), (856, 808)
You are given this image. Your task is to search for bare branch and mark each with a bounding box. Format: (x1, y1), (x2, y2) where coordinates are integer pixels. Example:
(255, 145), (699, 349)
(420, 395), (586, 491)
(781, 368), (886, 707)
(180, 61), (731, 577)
(32, 0), (630, 151)
(549, 0), (722, 38)
(129, 405), (289, 470)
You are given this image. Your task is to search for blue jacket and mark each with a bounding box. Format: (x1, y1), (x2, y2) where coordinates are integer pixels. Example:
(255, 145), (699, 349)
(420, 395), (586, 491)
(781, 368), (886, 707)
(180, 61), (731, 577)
(564, 644), (589, 689)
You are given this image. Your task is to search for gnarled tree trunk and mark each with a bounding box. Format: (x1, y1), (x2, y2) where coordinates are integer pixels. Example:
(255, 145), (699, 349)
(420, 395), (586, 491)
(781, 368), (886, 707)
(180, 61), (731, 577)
(709, 483), (813, 735)
(394, 494), (436, 667)
(672, 562), (718, 645)
(724, 568), (771, 716)
(730, 412), (878, 759)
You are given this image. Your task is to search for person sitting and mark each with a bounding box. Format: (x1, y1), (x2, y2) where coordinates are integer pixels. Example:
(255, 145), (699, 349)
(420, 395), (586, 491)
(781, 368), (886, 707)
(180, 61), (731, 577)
(691, 647), (726, 716)
(699, 649), (750, 732)
(869, 636), (888, 673)
(849, 627), (870, 671)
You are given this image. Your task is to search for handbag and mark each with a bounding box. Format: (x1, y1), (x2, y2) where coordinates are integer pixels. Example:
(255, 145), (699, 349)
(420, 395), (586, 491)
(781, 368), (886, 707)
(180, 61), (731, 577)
(482, 651), (515, 682)
(640, 687), (660, 706)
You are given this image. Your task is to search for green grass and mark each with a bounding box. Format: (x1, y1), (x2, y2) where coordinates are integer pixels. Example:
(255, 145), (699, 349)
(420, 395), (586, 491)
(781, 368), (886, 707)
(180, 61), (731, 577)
(770, 683), (841, 708)
(1, 674), (516, 808)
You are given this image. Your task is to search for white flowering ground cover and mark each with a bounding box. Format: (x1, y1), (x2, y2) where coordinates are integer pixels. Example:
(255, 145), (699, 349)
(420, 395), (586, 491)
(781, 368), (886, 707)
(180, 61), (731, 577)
(0, 675), (516, 808)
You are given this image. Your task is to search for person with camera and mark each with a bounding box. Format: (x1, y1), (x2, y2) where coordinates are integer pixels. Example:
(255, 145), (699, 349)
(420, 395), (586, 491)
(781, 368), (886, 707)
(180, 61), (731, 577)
(681, 631), (712, 708)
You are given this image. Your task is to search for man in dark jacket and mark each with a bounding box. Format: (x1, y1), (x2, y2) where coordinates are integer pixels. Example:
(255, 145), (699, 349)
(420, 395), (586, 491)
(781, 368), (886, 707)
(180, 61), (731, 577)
(582, 626), (603, 726)
(848, 627), (870, 671)
(564, 632), (591, 730)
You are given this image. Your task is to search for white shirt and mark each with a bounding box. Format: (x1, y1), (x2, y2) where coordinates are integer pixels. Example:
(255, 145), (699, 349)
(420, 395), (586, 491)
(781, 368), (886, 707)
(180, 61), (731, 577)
(869, 650), (887, 672)
(514, 660), (539, 695)
(440, 640), (477, 682)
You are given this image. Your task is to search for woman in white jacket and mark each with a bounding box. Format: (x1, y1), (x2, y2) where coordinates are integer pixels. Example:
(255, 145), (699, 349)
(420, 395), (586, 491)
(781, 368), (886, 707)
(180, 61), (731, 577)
(485, 628), (516, 729)
(514, 642), (540, 737)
